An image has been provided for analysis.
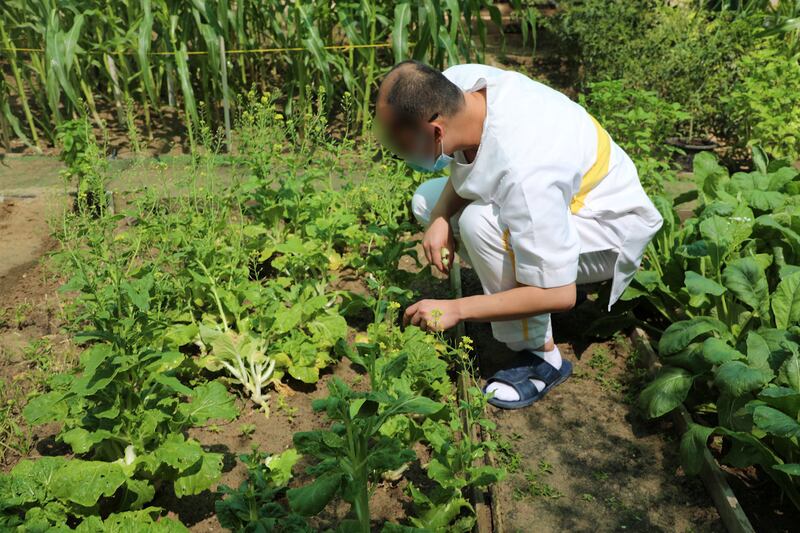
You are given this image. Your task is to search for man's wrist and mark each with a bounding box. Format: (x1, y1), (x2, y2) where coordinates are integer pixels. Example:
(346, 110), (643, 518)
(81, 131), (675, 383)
(429, 206), (449, 222)
(455, 297), (471, 322)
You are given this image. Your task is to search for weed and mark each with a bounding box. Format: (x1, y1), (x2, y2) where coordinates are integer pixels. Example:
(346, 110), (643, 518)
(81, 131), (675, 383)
(513, 461), (563, 500)
(239, 423), (256, 439)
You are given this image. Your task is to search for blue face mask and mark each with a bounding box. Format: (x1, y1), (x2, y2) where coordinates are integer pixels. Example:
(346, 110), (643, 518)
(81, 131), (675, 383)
(406, 131), (452, 173)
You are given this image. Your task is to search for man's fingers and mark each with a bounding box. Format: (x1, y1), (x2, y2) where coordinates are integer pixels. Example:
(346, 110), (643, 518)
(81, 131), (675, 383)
(432, 258), (444, 274)
(403, 303), (418, 326)
(422, 242), (432, 265)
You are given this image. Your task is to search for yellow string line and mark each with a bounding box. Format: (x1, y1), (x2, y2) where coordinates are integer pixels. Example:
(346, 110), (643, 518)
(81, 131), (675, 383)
(0, 42), (397, 55)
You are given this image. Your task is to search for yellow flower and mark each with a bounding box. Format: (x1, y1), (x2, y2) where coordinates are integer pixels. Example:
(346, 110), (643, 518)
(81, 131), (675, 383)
(275, 113), (284, 121)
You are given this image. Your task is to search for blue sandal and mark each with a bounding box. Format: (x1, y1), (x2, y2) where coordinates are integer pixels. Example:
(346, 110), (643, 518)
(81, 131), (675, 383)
(482, 353), (573, 410)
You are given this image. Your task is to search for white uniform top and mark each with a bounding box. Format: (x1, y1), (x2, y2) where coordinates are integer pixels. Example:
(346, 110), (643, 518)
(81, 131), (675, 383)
(442, 63), (664, 309)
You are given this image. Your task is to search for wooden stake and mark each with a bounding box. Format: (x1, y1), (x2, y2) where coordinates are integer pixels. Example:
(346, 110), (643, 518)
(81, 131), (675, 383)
(630, 328), (756, 533)
(451, 254), (499, 533)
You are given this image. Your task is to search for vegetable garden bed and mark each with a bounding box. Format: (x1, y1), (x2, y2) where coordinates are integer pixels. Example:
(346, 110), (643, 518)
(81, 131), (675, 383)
(0, 96), (507, 531)
(3, 70), (800, 533)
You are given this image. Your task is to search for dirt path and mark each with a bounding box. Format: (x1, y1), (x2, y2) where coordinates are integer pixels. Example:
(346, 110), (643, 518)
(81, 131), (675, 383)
(0, 195), (64, 287)
(459, 267), (724, 532)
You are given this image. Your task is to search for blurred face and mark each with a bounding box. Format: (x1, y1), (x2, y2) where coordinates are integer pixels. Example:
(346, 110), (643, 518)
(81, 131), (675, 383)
(375, 105), (444, 168)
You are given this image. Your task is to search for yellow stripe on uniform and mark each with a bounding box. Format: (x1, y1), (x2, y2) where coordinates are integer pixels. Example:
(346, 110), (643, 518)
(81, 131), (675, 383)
(569, 114), (611, 215)
(502, 228), (529, 341)
(502, 114), (610, 341)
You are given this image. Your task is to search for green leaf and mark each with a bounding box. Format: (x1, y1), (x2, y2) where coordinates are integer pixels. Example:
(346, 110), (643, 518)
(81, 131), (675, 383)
(287, 471), (343, 516)
(153, 434), (204, 473)
(61, 427), (114, 454)
(179, 381), (239, 425)
(752, 405), (800, 438)
(23, 390), (67, 425)
(723, 258), (770, 317)
(76, 509), (189, 532)
(680, 423), (714, 475)
(778, 352), (800, 390)
(759, 386), (800, 418)
(717, 391), (752, 431)
(772, 272), (800, 329)
(386, 395), (445, 417)
(51, 460), (127, 507)
(309, 313), (348, 346)
(174, 451), (224, 497)
(289, 364), (320, 384)
(773, 464), (800, 476)
(715, 361), (773, 397)
(638, 367), (694, 418)
(152, 373), (194, 396)
(658, 318), (726, 356)
(6, 457), (68, 504)
(266, 448), (300, 487)
(408, 493), (472, 530)
(392, 3), (412, 63)
(746, 332), (772, 371)
(685, 271), (726, 295)
(701, 338), (745, 366)
(349, 398), (379, 419)
(693, 151), (728, 201)
(274, 304), (303, 333)
(685, 271), (726, 307)
(121, 478), (156, 510)
(755, 215), (800, 257)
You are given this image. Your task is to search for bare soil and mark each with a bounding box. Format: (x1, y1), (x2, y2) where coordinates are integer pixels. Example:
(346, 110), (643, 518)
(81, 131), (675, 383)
(450, 264), (724, 533)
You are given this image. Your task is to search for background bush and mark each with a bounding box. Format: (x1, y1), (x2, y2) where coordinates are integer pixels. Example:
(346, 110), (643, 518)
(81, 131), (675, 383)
(548, 0), (800, 162)
(579, 80), (689, 194)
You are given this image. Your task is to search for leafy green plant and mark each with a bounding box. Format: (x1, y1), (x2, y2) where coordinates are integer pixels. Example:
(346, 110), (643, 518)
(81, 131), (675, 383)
(56, 117), (109, 216)
(216, 447), (308, 532)
(22, 341), (239, 503)
(0, 457), (189, 531)
(632, 151), (800, 509)
(408, 335), (504, 532)
(288, 377), (445, 533)
(623, 151), (800, 326)
(198, 326), (277, 413)
(721, 46), (800, 161)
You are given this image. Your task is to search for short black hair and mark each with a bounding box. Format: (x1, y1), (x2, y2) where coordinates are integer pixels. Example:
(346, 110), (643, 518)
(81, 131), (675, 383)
(384, 60), (465, 130)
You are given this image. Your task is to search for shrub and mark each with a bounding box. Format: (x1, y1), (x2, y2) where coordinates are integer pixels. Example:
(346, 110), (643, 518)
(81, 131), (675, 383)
(548, 1), (761, 145)
(721, 46), (800, 161)
(579, 80), (690, 194)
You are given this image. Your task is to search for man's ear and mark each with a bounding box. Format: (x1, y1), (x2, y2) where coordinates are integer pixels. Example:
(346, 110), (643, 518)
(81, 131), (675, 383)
(432, 123), (444, 144)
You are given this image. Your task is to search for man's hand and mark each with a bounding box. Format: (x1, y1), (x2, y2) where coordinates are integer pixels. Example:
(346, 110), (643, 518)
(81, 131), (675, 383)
(403, 298), (462, 332)
(423, 215), (456, 275)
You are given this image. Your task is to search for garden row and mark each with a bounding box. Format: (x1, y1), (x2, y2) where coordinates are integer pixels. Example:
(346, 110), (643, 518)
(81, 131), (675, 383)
(0, 94), (502, 531)
(628, 151), (800, 510)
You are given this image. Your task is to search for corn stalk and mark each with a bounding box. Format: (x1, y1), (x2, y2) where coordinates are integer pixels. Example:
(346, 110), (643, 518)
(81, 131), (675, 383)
(0, 0), (513, 146)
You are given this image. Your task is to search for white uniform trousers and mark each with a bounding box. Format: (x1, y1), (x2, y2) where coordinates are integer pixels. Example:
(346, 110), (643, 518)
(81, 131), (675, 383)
(411, 176), (619, 350)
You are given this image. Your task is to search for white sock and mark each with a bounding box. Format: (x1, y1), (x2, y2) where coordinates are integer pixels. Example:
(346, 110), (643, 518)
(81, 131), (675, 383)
(486, 345), (562, 402)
